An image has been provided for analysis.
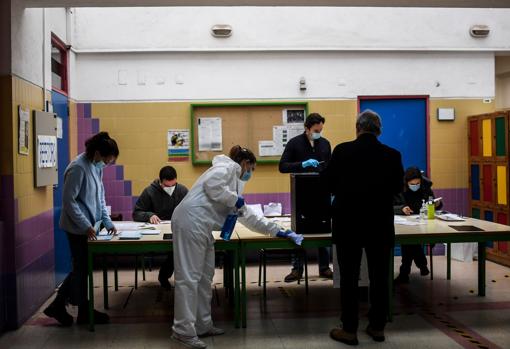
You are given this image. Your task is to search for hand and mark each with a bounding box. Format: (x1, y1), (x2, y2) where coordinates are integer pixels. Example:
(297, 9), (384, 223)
(87, 227), (97, 240)
(434, 199), (442, 207)
(150, 215), (161, 224)
(235, 196), (245, 209)
(402, 206), (413, 216)
(277, 229), (304, 246)
(108, 226), (117, 235)
(302, 159), (319, 168)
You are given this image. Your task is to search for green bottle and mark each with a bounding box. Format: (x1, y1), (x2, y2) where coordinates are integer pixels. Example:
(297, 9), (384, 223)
(427, 196), (435, 220)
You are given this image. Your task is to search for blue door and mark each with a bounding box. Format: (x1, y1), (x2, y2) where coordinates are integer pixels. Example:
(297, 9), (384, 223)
(52, 91), (71, 284)
(359, 98), (428, 173)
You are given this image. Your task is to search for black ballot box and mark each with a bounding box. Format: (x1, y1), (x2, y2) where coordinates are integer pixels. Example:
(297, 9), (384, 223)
(290, 173), (331, 234)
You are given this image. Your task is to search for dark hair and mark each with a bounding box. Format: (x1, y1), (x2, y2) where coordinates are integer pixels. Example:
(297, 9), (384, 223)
(159, 166), (177, 181)
(404, 166), (422, 183)
(229, 145), (256, 165)
(356, 109), (382, 136)
(304, 113), (325, 129)
(85, 132), (119, 160)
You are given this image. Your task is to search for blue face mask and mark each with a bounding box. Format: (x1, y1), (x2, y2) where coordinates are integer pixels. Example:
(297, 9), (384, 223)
(94, 160), (106, 170)
(312, 132), (321, 140)
(241, 170), (252, 182)
(409, 183), (421, 192)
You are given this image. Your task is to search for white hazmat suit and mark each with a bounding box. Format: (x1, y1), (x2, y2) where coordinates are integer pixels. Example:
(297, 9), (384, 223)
(171, 155), (282, 338)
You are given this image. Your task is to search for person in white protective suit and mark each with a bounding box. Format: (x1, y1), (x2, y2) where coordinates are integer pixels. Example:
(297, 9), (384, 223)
(171, 145), (304, 349)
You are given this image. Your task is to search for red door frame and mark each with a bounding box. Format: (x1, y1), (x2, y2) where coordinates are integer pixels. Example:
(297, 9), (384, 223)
(51, 32), (69, 96)
(357, 95), (431, 176)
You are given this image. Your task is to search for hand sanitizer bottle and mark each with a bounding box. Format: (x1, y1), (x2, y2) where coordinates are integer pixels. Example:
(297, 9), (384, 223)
(427, 196), (435, 220)
(420, 199), (427, 220)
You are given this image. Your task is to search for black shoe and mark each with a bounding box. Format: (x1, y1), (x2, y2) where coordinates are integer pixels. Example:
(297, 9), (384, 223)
(420, 266), (430, 276)
(319, 268), (333, 279)
(394, 274), (410, 284)
(44, 302), (73, 327)
(284, 270), (303, 283)
(366, 325), (385, 342)
(77, 309), (110, 325)
(329, 327), (359, 346)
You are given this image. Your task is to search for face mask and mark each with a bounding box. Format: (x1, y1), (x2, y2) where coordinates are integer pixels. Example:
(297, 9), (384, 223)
(241, 170), (252, 182)
(94, 160), (106, 170)
(409, 183), (421, 192)
(312, 132), (321, 140)
(163, 185), (176, 196)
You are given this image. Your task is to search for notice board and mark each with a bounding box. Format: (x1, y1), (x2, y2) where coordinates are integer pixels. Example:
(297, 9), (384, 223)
(33, 110), (58, 187)
(191, 102), (308, 165)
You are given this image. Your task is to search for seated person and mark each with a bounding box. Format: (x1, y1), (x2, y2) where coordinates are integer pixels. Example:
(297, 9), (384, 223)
(133, 166), (188, 289)
(393, 167), (442, 284)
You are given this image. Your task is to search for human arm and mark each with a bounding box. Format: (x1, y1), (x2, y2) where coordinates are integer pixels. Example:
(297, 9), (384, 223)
(203, 167), (238, 207)
(132, 189), (157, 222)
(61, 165), (94, 234)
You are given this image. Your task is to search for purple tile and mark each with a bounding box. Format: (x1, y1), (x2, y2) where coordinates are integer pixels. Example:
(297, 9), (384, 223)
(132, 196), (139, 207)
(115, 181), (125, 196)
(83, 119), (92, 135)
(116, 165), (124, 179)
(91, 118), (100, 134)
(84, 103), (91, 118)
(77, 103), (85, 119)
(103, 166), (116, 181)
(15, 210), (53, 247)
(434, 188), (469, 216)
(103, 182), (115, 197)
(77, 118), (86, 134)
(15, 224), (54, 272)
(124, 181), (132, 196)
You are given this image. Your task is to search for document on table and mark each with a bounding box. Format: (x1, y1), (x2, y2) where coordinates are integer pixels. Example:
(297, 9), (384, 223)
(140, 229), (161, 236)
(96, 235), (113, 241)
(118, 231), (142, 240)
(113, 222), (146, 230)
(436, 213), (466, 222)
(394, 215), (426, 226)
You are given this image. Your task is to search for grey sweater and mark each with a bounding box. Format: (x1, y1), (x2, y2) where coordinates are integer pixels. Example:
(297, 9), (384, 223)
(132, 180), (188, 222)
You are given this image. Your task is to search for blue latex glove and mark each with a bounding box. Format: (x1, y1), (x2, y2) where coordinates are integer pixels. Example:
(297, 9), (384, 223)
(276, 229), (304, 246)
(331, 195), (335, 205)
(302, 159), (319, 168)
(235, 196), (245, 209)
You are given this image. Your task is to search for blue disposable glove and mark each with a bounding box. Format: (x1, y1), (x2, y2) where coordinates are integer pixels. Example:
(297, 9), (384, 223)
(235, 196), (245, 209)
(276, 229), (304, 246)
(302, 159), (320, 168)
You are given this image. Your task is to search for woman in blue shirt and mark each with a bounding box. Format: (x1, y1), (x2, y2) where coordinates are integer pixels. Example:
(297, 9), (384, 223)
(44, 132), (119, 326)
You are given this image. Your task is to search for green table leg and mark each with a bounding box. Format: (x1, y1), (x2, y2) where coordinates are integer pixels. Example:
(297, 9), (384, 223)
(388, 247), (394, 322)
(234, 248), (240, 328)
(88, 249), (95, 332)
(102, 256), (109, 309)
(446, 243), (451, 280)
(478, 242), (486, 297)
(241, 243), (247, 328)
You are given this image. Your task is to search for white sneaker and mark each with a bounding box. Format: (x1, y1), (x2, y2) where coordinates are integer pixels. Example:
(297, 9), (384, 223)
(171, 332), (207, 349)
(198, 326), (225, 338)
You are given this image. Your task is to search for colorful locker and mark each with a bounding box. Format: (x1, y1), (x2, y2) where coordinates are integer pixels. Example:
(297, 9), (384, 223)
(482, 164), (493, 204)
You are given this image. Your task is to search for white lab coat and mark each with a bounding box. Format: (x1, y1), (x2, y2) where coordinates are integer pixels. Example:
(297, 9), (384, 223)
(171, 155), (281, 337)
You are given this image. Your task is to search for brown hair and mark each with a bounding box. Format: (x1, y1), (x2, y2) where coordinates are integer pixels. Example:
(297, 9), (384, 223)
(229, 145), (256, 165)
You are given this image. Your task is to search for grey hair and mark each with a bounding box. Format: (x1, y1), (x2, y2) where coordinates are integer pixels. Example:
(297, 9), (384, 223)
(356, 109), (382, 136)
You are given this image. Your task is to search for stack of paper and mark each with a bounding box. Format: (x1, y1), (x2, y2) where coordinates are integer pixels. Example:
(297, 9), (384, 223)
(140, 229), (161, 235)
(96, 235), (113, 241)
(118, 231), (142, 240)
(436, 213), (466, 222)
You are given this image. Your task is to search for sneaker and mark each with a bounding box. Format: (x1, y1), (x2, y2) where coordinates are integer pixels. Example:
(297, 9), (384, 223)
(319, 268), (333, 279)
(329, 327), (358, 346)
(284, 270), (303, 283)
(198, 326), (225, 338)
(171, 332), (207, 349)
(366, 325), (385, 342)
(393, 274), (410, 285)
(76, 309), (110, 325)
(43, 302), (73, 327)
(420, 266), (430, 276)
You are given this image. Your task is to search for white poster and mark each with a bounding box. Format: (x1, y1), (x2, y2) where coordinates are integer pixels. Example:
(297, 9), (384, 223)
(37, 135), (57, 168)
(273, 124), (304, 153)
(18, 106), (29, 155)
(198, 117), (223, 151)
(258, 140), (281, 157)
(56, 117), (63, 139)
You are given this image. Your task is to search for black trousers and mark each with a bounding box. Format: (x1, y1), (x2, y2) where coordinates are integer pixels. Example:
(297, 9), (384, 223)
(399, 244), (428, 276)
(56, 233), (88, 308)
(158, 252), (174, 280)
(337, 243), (391, 332)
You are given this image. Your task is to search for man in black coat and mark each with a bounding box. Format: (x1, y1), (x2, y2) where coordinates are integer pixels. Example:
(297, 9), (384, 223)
(133, 166), (188, 289)
(279, 113), (333, 282)
(325, 110), (404, 345)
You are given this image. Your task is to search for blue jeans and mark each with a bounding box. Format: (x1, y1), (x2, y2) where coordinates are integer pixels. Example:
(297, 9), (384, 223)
(291, 247), (331, 273)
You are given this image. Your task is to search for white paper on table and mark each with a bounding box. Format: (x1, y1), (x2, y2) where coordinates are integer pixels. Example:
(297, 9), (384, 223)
(198, 117), (222, 151)
(394, 215), (426, 226)
(264, 202), (282, 216)
(118, 231), (142, 240)
(96, 235), (113, 241)
(140, 229), (161, 235)
(138, 223), (158, 230)
(258, 140), (281, 157)
(246, 204), (264, 217)
(159, 220), (172, 224)
(113, 222), (145, 230)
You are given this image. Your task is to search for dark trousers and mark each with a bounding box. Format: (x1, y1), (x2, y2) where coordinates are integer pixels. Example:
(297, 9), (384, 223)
(399, 244), (427, 276)
(55, 233), (88, 309)
(337, 243), (391, 333)
(158, 252), (175, 280)
(291, 247), (331, 273)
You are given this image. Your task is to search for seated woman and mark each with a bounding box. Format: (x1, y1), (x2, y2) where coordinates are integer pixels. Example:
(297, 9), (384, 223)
(393, 167), (442, 284)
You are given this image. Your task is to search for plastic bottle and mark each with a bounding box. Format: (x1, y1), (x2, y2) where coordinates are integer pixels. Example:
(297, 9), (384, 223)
(419, 199), (427, 220)
(427, 196), (435, 220)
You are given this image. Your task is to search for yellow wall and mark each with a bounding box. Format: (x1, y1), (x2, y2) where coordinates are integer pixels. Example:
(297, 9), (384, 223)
(11, 77), (53, 222)
(90, 98), (492, 197)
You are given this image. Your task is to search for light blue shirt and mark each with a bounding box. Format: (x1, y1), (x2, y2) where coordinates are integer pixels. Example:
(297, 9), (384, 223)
(59, 153), (114, 235)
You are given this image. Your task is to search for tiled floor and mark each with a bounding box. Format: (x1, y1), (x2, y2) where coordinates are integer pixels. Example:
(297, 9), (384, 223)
(1, 255), (510, 349)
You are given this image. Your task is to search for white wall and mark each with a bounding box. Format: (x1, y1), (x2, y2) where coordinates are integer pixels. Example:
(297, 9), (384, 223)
(74, 51), (494, 101)
(496, 56), (510, 110)
(72, 7), (510, 52)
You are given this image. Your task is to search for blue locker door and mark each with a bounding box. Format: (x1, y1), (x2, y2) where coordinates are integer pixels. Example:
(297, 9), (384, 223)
(52, 91), (71, 284)
(359, 98), (427, 173)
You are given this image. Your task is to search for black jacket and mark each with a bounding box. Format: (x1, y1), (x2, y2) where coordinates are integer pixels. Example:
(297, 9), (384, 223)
(393, 177), (443, 215)
(132, 180), (188, 222)
(279, 133), (331, 173)
(324, 133), (404, 246)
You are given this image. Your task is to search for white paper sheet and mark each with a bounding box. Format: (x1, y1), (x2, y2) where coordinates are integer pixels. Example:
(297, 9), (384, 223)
(112, 222), (145, 230)
(258, 140), (281, 157)
(140, 229), (161, 235)
(118, 231), (142, 240)
(263, 202), (282, 216)
(37, 135), (57, 168)
(198, 117), (222, 151)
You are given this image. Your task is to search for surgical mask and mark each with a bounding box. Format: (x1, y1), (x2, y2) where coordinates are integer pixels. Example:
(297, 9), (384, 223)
(312, 132), (321, 140)
(163, 185), (176, 196)
(409, 183), (421, 192)
(241, 170), (252, 182)
(94, 160), (106, 170)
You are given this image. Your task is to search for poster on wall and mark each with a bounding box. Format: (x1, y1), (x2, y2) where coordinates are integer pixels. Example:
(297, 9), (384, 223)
(282, 109), (305, 125)
(18, 105), (30, 155)
(273, 124), (303, 153)
(198, 117), (222, 151)
(37, 135), (57, 168)
(167, 129), (190, 162)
